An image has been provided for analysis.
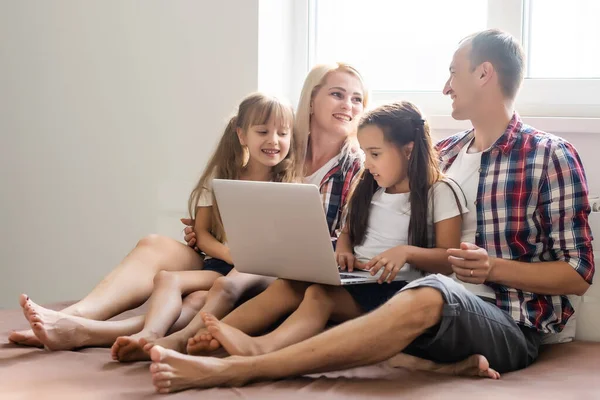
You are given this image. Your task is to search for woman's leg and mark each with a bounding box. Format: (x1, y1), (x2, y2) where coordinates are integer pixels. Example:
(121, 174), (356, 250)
(143, 271), (288, 355)
(203, 284), (363, 356)
(186, 278), (310, 355)
(111, 271), (221, 362)
(19, 290), (211, 351)
(10, 234), (203, 346)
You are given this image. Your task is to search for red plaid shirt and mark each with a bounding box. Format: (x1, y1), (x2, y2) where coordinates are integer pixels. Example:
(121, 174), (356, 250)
(436, 113), (595, 333)
(316, 150), (363, 242)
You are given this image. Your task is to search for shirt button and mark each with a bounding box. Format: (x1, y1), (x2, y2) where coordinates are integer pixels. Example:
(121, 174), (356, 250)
(475, 232), (480, 237)
(478, 168), (482, 173)
(474, 200), (478, 205)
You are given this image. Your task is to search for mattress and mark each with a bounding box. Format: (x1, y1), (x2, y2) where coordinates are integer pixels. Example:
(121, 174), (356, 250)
(2, 301), (599, 399)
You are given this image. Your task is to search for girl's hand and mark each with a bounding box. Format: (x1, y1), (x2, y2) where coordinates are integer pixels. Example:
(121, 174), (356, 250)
(366, 247), (408, 284)
(336, 251), (357, 272)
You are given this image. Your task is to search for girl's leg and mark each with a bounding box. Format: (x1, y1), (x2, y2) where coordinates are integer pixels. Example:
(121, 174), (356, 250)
(168, 290), (209, 334)
(11, 235), (203, 346)
(203, 284), (363, 356)
(186, 278), (310, 355)
(19, 291), (210, 352)
(111, 271), (221, 362)
(145, 274), (302, 355)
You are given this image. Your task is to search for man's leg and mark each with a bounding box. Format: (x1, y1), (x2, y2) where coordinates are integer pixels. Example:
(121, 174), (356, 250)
(148, 286), (444, 393)
(147, 274), (541, 392)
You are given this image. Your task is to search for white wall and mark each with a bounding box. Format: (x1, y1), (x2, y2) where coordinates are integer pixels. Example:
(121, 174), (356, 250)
(0, 0), (259, 308)
(1, 1), (599, 310)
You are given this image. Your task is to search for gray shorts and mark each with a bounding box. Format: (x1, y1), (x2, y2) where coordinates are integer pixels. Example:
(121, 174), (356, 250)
(397, 274), (542, 373)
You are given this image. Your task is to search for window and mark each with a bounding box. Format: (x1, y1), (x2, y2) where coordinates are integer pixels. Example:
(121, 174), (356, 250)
(286, 0), (600, 119)
(524, 0), (600, 79)
(313, 0), (487, 92)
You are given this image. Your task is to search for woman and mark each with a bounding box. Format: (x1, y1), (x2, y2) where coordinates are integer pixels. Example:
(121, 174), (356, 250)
(13, 63), (370, 354)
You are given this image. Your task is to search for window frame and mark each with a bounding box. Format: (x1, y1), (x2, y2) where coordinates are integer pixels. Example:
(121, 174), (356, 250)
(288, 0), (600, 125)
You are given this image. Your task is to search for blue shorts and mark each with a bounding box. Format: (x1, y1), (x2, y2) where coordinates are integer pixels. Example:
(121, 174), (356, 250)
(202, 258), (234, 276)
(344, 281), (408, 313)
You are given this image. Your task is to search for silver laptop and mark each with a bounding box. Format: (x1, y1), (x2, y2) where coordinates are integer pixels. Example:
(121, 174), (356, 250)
(212, 179), (406, 286)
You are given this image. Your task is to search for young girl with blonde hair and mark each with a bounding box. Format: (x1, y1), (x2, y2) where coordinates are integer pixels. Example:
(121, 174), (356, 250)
(19, 92), (303, 361)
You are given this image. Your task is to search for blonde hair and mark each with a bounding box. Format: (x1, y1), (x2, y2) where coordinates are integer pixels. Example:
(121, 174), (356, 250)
(295, 62), (370, 164)
(188, 92), (301, 242)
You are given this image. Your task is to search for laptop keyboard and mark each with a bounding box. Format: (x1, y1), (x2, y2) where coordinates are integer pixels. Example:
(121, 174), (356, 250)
(339, 273), (369, 280)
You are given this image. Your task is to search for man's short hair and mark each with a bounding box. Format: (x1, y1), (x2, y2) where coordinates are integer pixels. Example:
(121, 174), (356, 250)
(462, 29), (525, 99)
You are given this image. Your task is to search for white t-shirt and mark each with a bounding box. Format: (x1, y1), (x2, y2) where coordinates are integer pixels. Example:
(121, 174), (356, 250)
(196, 179), (214, 207)
(445, 139), (496, 299)
(194, 173), (222, 258)
(353, 180), (468, 282)
(304, 155), (340, 186)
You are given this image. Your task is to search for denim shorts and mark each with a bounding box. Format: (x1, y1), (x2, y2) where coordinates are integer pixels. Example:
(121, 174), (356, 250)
(397, 274), (542, 373)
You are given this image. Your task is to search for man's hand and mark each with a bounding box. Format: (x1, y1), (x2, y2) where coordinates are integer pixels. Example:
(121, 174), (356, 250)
(181, 218), (198, 250)
(365, 247), (408, 284)
(447, 242), (495, 284)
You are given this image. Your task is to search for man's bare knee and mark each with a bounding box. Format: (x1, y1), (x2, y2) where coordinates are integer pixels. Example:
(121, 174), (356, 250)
(385, 287), (444, 330)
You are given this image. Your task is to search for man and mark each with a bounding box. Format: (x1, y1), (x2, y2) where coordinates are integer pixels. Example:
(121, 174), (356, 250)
(149, 29), (594, 393)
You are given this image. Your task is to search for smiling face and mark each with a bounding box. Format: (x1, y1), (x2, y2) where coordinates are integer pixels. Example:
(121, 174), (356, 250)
(443, 43), (482, 121)
(238, 116), (291, 170)
(310, 71), (365, 141)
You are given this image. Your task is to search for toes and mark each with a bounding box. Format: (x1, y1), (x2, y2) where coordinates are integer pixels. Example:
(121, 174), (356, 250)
(206, 325), (219, 335)
(153, 378), (172, 389)
(150, 345), (167, 363)
(19, 294), (29, 308)
(152, 371), (175, 382)
(150, 362), (174, 373)
(143, 343), (153, 353)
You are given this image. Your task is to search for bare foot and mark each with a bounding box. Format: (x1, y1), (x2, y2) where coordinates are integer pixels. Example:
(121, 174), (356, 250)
(185, 312), (222, 355)
(149, 345), (247, 393)
(387, 353), (500, 380)
(8, 329), (43, 347)
(21, 295), (91, 351)
(111, 331), (158, 362)
(142, 331), (188, 355)
(204, 313), (264, 356)
(448, 355), (500, 379)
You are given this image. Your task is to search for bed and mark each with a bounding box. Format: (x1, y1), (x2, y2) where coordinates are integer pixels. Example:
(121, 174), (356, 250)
(2, 301), (599, 399)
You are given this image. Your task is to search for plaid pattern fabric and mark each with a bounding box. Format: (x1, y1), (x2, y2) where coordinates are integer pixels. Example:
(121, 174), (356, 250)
(317, 152), (363, 242)
(436, 113), (595, 333)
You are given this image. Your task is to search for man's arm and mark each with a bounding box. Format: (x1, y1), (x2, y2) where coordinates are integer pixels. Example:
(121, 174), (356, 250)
(450, 142), (594, 295)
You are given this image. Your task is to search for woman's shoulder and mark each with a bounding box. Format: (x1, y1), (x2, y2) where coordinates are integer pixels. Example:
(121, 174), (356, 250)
(339, 145), (364, 173)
